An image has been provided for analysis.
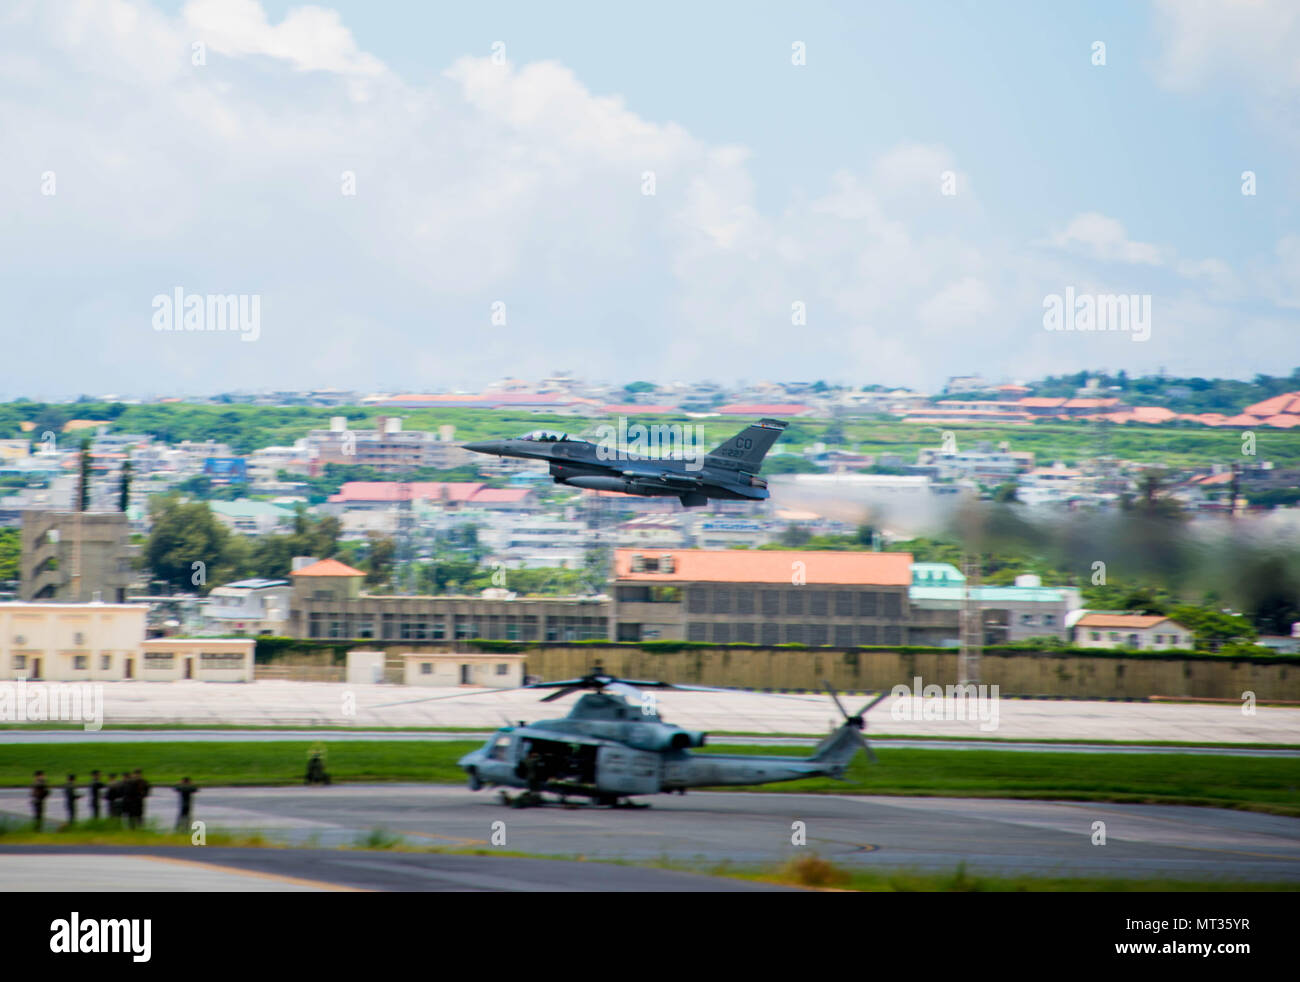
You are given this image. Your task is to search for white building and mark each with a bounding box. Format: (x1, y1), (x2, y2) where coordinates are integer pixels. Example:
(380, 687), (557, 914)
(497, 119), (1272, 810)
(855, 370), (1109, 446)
(202, 579), (292, 636)
(1072, 613), (1194, 650)
(402, 651), (526, 687)
(0, 602), (254, 681)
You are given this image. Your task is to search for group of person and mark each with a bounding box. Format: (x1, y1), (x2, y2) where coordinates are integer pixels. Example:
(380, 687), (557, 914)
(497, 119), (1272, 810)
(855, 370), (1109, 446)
(29, 770), (199, 831)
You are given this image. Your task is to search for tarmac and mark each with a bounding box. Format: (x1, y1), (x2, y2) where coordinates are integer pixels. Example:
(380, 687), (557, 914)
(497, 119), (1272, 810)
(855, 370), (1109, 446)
(1, 785), (1296, 888)
(10, 679), (1299, 744)
(0, 845), (786, 891)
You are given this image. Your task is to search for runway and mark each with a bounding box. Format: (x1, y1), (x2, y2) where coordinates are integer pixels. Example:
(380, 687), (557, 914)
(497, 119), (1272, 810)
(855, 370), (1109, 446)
(0, 845), (786, 892)
(20, 679), (1299, 743)
(3, 785), (1296, 887)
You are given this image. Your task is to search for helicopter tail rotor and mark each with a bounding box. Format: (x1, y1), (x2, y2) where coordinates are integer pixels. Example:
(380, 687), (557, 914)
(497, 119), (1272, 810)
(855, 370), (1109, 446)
(823, 680), (885, 764)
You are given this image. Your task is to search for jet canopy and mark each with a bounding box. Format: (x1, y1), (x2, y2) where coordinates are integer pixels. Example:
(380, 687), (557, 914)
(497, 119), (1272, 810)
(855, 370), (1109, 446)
(517, 430), (571, 442)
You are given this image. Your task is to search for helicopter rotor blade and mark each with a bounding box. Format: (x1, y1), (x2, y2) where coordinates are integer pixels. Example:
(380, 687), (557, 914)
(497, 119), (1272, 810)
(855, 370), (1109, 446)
(524, 678), (587, 690)
(855, 691), (888, 716)
(604, 681), (646, 703)
(539, 686), (582, 703)
(859, 729), (878, 764)
(822, 679), (851, 722)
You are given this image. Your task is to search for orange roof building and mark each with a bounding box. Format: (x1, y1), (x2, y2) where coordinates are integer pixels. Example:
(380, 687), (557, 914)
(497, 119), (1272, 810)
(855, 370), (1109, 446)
(614, 548), (912, 585)
(1243, 391), (1300, 417)
(1074, 612), (1193, 650)
(290, 558), (365, 578)
(611, 548), (916, 645)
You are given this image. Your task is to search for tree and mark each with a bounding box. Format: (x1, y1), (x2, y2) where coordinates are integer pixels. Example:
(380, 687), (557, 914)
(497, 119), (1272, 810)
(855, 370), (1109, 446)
(364, 533), (397, 589)
(581, 543), (612, 593)
(1169, 604), (1256, 651)
(0, 527), (19, 583)
(779, 525), (812, 547)
(144, 496), (242, 593)
(992, 481), (1021, 504)
(78, 438), (91, 512)
(118, 460), (132, 512)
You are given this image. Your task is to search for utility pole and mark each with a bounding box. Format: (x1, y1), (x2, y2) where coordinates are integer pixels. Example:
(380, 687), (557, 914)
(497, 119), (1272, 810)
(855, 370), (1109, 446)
(959, 553), (981, 684)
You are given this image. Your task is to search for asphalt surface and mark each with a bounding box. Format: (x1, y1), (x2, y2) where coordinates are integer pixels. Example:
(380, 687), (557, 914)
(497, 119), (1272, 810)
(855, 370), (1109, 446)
(0, 845), (786, 892)
(3, 785), (1296, 887)
(3, 728), (1298, 756)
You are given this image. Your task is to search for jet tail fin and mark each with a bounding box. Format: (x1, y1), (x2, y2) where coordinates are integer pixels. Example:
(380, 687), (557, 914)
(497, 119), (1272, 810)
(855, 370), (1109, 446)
(704, 418), (787, 473)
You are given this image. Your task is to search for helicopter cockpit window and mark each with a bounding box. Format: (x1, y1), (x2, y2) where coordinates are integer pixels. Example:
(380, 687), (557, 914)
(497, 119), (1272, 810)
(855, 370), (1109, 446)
(518, 430), (569, 442)
(486, 734), (511, 760)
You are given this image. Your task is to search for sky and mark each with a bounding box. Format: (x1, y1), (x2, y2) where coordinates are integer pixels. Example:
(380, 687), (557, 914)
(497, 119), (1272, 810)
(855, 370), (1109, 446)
(1, 0), (1298, 399)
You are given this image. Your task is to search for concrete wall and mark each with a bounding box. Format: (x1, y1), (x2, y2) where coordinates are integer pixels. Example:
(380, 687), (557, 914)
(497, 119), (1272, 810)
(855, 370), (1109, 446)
(521, 645), (1300, 701)
(253, 641), (1300, 700)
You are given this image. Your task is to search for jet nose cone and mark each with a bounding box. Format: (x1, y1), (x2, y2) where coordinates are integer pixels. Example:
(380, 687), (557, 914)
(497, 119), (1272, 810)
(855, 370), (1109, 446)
(462, 441), (502, 455)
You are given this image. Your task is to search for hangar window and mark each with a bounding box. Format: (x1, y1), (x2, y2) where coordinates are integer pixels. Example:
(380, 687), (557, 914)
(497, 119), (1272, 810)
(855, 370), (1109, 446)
(73, 656), (87, 670)
(495, 663), (509, 675)
(420, 663), (432, 675)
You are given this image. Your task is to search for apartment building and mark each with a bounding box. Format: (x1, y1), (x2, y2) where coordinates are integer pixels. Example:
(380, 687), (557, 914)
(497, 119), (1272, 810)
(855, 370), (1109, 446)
(20, 511), (134, 603)
(287, 558), (610, 642)
(609, 548), (914, 644)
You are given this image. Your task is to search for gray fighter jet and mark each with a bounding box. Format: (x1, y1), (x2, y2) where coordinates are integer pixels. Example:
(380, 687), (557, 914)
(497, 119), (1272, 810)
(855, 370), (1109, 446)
(462, 418), (787, 507)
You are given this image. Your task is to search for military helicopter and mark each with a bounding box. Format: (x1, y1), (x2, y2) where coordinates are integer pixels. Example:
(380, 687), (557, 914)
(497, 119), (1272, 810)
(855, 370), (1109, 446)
(409, 663), (886, 808)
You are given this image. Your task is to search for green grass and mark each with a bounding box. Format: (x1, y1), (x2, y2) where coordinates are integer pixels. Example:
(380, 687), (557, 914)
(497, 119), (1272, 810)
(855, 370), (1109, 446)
(1, 740), (1296, 815)
(0, 815), (269, 847)
(703, 855), (1300, 892)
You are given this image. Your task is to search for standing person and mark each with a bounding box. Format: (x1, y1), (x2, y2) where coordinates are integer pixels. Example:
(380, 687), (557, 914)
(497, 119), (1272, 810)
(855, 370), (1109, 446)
(173, 777), (199, 831)
(122, 770), (142, 829)
(105, 773), (121, 821)
(88, 770), (105, 820)
(63, 774), (81, 824)
(134, 769), (151, 825)
(30, 771), (49, 831)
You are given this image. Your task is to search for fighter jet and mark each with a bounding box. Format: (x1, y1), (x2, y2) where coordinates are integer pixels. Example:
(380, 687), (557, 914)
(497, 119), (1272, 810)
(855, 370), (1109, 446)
(462, 418), (787, 507)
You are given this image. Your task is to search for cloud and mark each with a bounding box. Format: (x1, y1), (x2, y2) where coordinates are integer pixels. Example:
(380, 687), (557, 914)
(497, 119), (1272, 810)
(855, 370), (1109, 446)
(1151, 0), (1300, 94)
(1049, 213), (1166, 266)
(184, 0), (385, 76)
(0, 0), (1294, 399)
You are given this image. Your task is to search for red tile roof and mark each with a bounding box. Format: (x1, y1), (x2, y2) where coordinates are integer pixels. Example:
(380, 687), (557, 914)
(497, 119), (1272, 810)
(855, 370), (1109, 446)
(599, 404), (679, 414)
(468, 488), (532, 503)
(1063, 398), (1120, 408)
(329, 481), (484, 503)
(713, 404), (812, 415)
(1261, 413), (1300, 429)
(1077, 613), (1185, 629)
(1016, 397), (1068, 408)
(614, 548), (913, 585)
(291, 558), (366, 578)
(1243, 392), (1300, 417)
